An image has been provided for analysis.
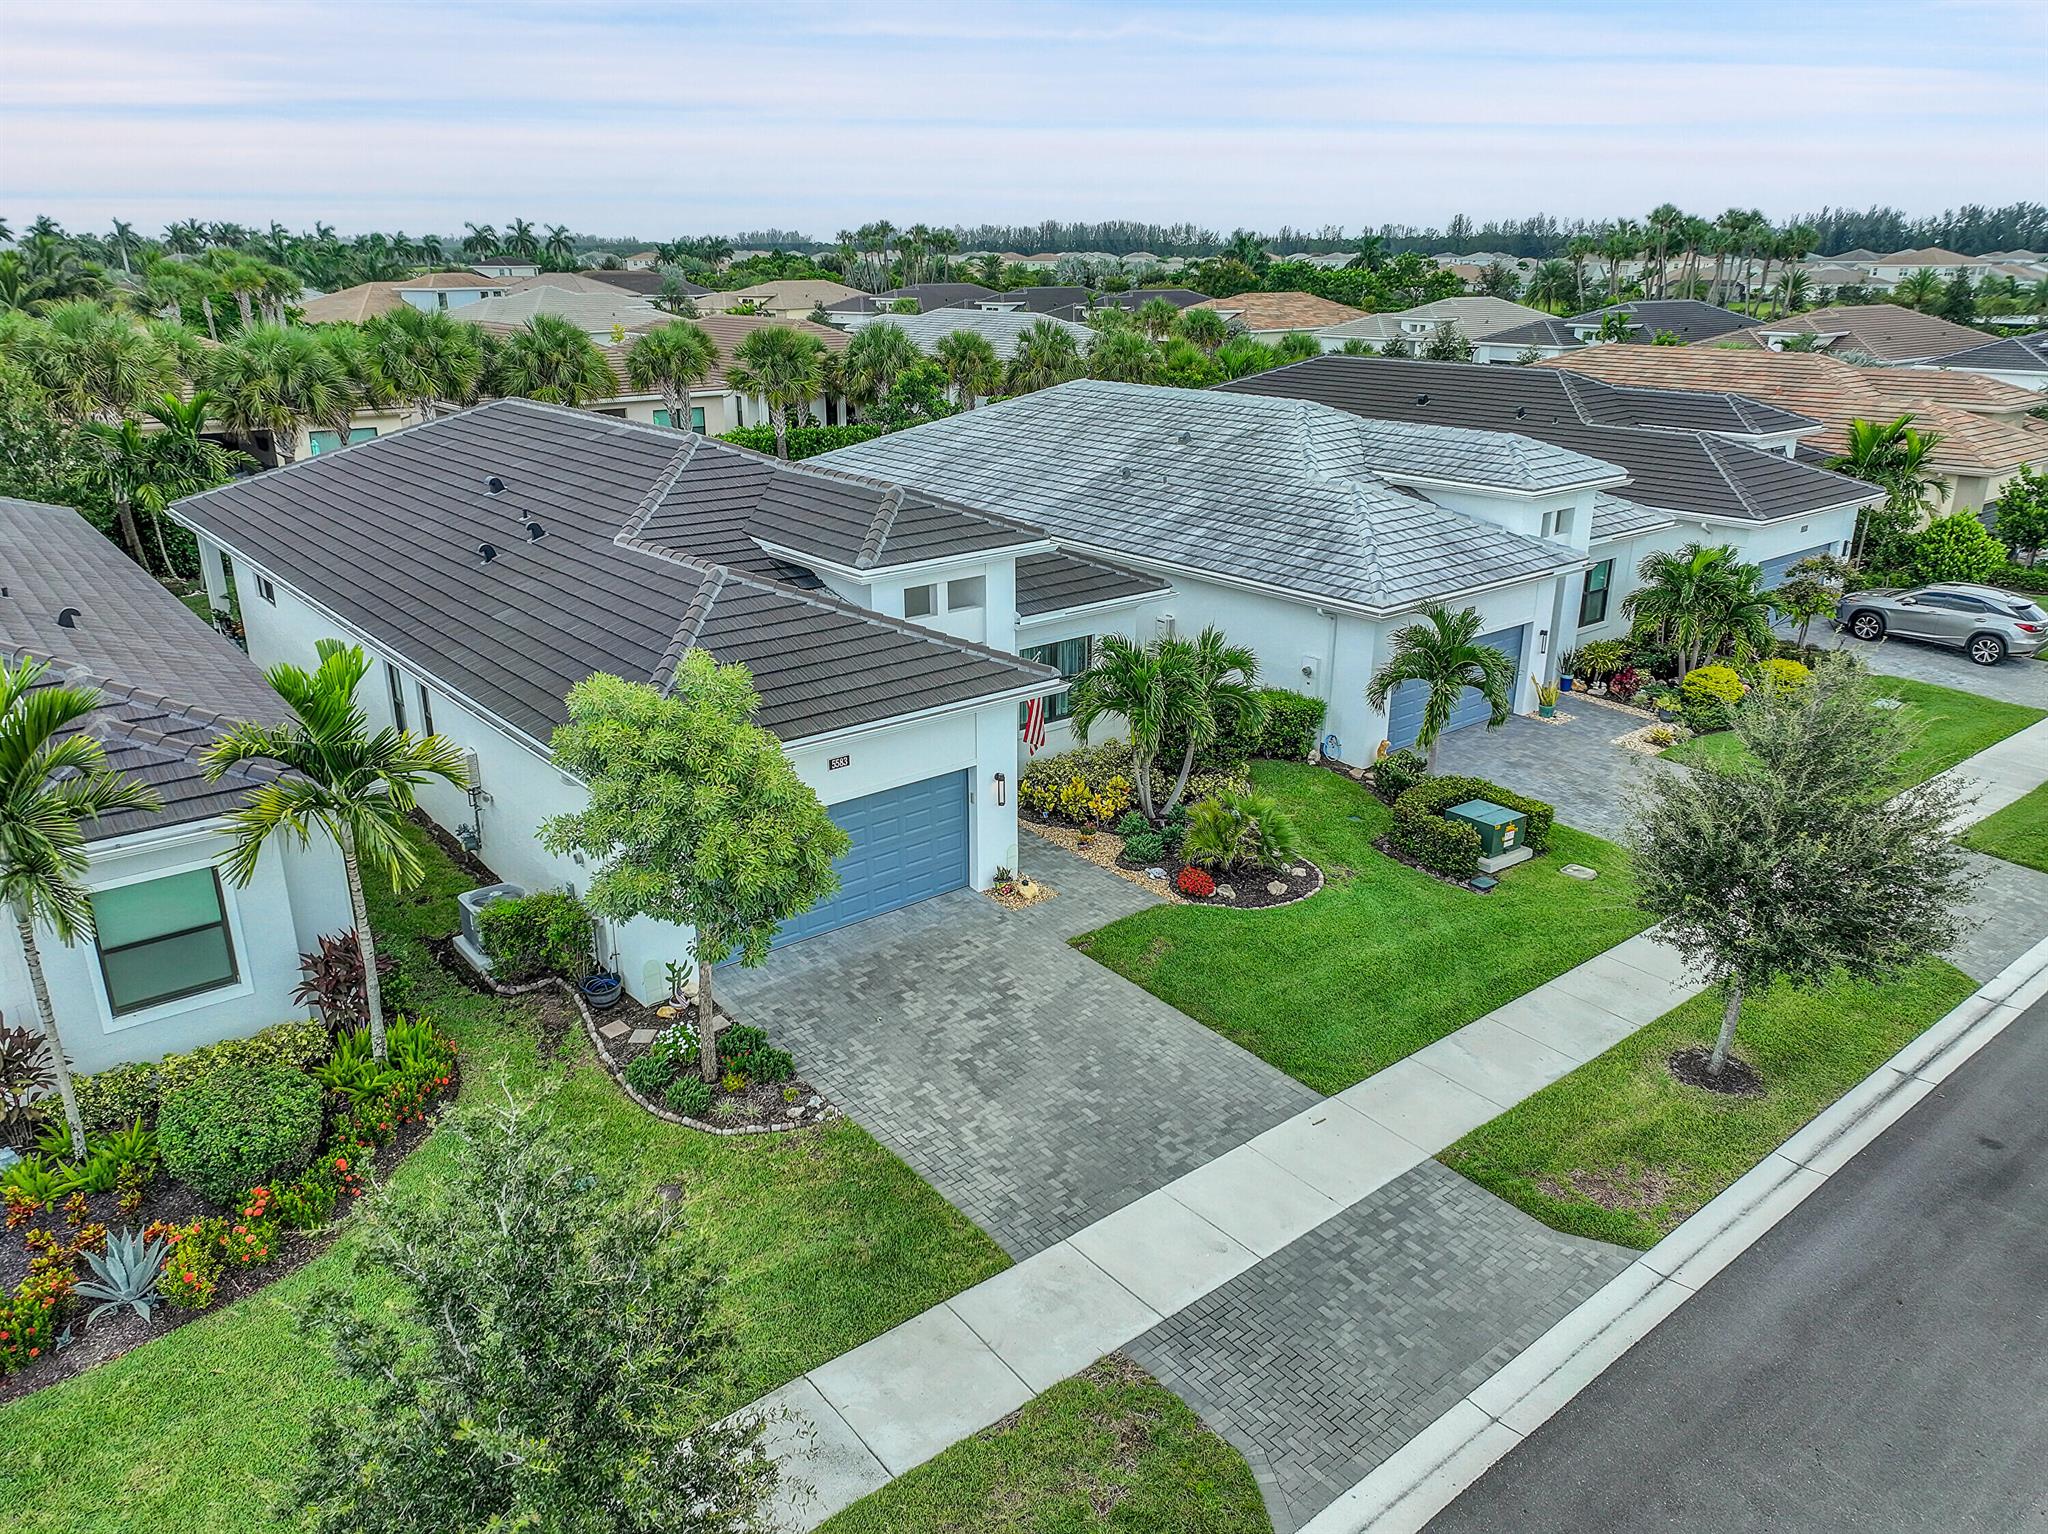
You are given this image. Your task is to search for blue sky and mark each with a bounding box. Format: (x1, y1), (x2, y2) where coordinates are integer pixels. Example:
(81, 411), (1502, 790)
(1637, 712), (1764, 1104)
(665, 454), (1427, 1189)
(2, 0), (2042, 238)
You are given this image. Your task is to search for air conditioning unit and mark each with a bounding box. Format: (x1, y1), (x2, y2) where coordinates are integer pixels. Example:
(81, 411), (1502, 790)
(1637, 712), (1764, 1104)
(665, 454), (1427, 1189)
(454, 882), (525, 974)
(1153, 612), (1177, 640)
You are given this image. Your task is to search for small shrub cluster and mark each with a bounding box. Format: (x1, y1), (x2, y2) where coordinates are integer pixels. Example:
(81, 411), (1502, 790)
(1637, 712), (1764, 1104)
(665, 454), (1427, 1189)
(1148, 764), (1251, 810)
(0, 1023), (52, 1150)
(1175, 865), (1216, 898)
(292, 930), (393, 1030)
(1181, 792), (1304, 873)
(73, 1020), (331, 1132)
(716, 422), (884, 460)
(622, 1020), (793, 1116)
(1020, 741), (1142, 825)
(718, 1024), (795, 1086)
(1757, 656), (1811, 695)
(1257, 689), (1327, 759)
(147, 1200), (282, 1312)
(477, 889), (595, 983)
(1390, 776), (1555, 881)
(1371, 746), (1429, 804)
(1678, 664), (1745, 732)
(0, 1264), (70, 1373)
(158, 1065), (325, 1206)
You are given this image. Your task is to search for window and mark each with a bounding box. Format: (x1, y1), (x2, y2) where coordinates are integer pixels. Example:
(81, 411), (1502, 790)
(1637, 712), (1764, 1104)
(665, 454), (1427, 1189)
(92, 868), (239, 1015)
(904, 583), (936, 619)
(255, 575), (276, 605)
(386, 662), (408, 731)
(418, 683), (435, 736)
(309, 426), (378, 455)
(1579, 559), (1613, 626)
(946, 575), (985, 611)
(652, 407), (708, 431)
(1022, 636), (1091, 720)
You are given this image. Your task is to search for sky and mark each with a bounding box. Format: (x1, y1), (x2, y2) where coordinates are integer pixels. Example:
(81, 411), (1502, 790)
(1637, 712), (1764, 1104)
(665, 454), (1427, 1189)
(2, 0), (2044, 240)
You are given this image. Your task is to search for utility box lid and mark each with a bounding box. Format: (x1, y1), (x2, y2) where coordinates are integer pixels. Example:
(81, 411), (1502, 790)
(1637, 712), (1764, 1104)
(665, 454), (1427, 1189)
(1447, 799), (1523, 830)
(1445, 798), (1528, 859)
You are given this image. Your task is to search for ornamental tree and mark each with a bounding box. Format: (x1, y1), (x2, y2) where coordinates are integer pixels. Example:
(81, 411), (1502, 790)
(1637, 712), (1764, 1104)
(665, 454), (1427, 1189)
(541, 656), (848, 1080)
(1990, 464), (2048, 563)
(1626, 654), (1969, 1084)
(294, 1095), (776, 1534)
(1913, 509), (2005, 585)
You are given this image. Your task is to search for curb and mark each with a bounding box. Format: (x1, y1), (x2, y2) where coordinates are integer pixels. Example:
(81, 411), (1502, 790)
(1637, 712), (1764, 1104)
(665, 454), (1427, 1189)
(1301, 931), (2048, 1534)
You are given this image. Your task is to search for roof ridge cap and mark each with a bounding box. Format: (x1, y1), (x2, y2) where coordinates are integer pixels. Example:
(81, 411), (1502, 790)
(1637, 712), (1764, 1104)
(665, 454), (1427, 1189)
(617, 432), (701, 545)
(856, 487), (906, 569)
(1697, 433), (1763, 515)
(655, 567), (727, 695)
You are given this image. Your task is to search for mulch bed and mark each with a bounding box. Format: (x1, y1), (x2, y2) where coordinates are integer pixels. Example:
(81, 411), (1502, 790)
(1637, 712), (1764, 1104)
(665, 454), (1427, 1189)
(1021, 819), (1324, 909)
(1667, 1045), (1766, 1097)
(0, 1072), (449, 1405)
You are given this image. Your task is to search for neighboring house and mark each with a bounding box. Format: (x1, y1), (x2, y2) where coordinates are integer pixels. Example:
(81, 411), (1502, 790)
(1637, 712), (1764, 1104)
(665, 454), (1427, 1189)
(1867, 247), (1981, 282)
(1317, 297), (1553, 352)
(471, 260), (541, 280)
(716, 279), (866, 318)
(820, 379), (1663, 764)
(588, 313), (853, 436)
(859, 308), (1096, 367)
(577, 268), (710, 299)
(298, 271), (511, 324)
(445, 284), (667, 340)
(170, 400), (1174, 986)
(1715, 304), (1989, 363)
(622, 251), (661, 270)
(1927, 330), (2048, 393)
(822, 284), (996, 326)
(1796, 264), (1895, 299)
(965, 286), (1096, 317)
(1080, 288), (1210, 319)
(0, 496), (350, 1074)
(1540, 346), (2046, 515)
(1471, 300), (1755, 363)
(1183, 291), (1367, 337)
(1217, 356), (1874, 651)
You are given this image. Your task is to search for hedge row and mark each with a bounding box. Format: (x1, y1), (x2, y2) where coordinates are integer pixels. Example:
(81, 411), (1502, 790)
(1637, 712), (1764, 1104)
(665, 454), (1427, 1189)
(716, 423), (884, 461)
(74, 1019), (331, 1132)
(1158, 686), (1328, 770)
(1390, 775), (1555, 882)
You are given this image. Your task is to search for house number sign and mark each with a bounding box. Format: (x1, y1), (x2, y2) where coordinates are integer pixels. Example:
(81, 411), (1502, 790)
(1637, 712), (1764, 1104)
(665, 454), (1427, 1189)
(828, 755), (850, 770)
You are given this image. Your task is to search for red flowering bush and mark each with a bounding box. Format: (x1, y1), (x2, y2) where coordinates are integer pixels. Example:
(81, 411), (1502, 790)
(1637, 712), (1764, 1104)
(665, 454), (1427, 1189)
(1176, 865), (1216, 898)
(0, 1267), (69, 1373)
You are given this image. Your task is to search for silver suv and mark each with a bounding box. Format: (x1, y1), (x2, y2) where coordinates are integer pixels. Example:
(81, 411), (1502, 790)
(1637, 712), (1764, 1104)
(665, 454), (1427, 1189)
(1838, 582), (2047, 665)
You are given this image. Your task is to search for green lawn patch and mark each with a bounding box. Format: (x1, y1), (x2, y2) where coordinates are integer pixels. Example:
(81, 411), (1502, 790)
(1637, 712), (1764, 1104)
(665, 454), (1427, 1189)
(1073, 762), (1652, 1095)
(1665, 676), (2043, 785)
(1439, 958), (1976, 1249)
(1960, 780), (2048, 874)
(0, 824), (1009, 1534)
(818, 1356), (1271, 1534)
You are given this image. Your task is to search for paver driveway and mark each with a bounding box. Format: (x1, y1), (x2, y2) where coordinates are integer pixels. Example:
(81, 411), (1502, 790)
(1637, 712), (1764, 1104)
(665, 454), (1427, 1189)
(1825, 627), (2048, 709)
(720, 839), (1319, 1257)
(1432, 695), (1660, 838)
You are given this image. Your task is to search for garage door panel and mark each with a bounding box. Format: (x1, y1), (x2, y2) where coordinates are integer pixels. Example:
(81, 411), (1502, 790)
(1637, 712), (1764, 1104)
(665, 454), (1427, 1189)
(1758, 544), (1833, 589)
(1387, 625), (1526, 750)
(772, 769), (970, 947)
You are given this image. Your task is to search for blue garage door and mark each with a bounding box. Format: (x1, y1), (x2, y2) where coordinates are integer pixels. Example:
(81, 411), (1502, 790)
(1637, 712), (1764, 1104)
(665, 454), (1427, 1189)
(772, 770), (970, 947)
(1758, 544), (1835, 589)
(1387, 625), (1527, 750)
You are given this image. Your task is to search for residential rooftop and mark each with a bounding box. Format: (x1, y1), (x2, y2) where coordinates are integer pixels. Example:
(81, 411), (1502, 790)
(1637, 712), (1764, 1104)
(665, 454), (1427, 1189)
(853, 307), (1095, 361)
(1713, 304), (1991, 363)
(1186, 291), (1368, 331)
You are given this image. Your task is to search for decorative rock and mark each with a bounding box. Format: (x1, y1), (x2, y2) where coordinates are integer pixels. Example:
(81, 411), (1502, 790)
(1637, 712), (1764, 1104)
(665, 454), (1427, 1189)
(806, 1094), (823, 1109)
(655, 1004), (680, 1019)
(1267, 880), (1288, 895)
(1216, 885), (1236, 900)
(1289, 865), (1308, 877)
(1562, 864), (1599, 880)
(1349, 767), (1367, 781)
(1147, 866), (1167, 879)
(599, 1020), (630, 1040)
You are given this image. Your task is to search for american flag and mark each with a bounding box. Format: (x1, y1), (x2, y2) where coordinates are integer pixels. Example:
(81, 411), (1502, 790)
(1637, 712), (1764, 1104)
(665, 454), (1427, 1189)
(1022, 695), (1047, 754)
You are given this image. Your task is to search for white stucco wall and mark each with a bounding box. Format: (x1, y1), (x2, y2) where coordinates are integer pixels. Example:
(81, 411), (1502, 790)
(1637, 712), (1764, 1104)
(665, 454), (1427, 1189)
(1013, 596), (1167, 761)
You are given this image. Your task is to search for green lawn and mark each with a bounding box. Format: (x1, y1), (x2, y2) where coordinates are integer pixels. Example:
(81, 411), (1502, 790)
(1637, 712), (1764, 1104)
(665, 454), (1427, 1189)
(819, 1357), (1271, 1534)
(1074, 762), (1653, 1095)
(1960, 780), (2048, 874)
(0, 825), (1010, 1534)
(175, 588), (212, 625)
(1665, 676), (2044, 785)
(1439, 958), (1976, 1249)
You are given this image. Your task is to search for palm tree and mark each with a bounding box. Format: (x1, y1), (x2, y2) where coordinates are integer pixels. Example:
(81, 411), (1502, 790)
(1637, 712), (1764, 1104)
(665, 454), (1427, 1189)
(1601, 219), (1642, 303)
(627, 320), (718, 432)
(493, 314), (616, 407)
(205, 321), (347, 465)
(1893, 268), (1942, 312)
(1365, 606), (1516, 770)
(203, 641), (469, 1062)
(363, 305), (485, 424)
(108, 218), (137, 277)
(1565, 236), (1597, 310)
(1133, 297), (1180, 341)
(1067, 634), (1199, 820)
(1175, 307), (1230, 354)
(31, 300), (174, 424)
(725, 325), (826, 459)
(1623, 543), (1751, 676)
(461, 222), (500, 259)
(1524, 259), (1578, 313)
(1006, 319), (1085, 394)
(1828, 414), (1946, 560)
(1646, 203), (1683, 297)
(1086, 327), (1161, 383)
(312, 325), (392, 455)
(841, 320), (920, 412)
(1775, 267), (1811, 317)
(544, 224), (574, 262)
(1273, 330), (1324, 364)
(1159, 627), (1263, 814)
(133, 389), (246, 569)
(504, 219), (540, 260)
(74, 417), (162, 569)
(2, 658), (164, 1156)
(933, 328), (1002, 408)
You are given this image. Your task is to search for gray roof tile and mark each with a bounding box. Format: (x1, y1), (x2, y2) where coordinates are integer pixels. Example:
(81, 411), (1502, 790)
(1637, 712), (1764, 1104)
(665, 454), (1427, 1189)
(1016, 551), (1171, 618)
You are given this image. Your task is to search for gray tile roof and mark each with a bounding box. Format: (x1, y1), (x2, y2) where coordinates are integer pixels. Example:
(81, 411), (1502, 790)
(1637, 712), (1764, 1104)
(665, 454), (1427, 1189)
(1588, 492), (1675, 543)
(1564, 300), (1756, 342)
(823, 283), (996, 316)
(1319, 297), (1552, 342)
(874, 308), (1097, 361)
(813, 380), (1588, 613)
(170, 402), (1052, 747)
(1, 496), (287, 839)
(1222, 358), (1867, 524)
(1478, 316), (1585, 349)
(1930, 329), (2048, 374)
(1016, 551), (1170, 618)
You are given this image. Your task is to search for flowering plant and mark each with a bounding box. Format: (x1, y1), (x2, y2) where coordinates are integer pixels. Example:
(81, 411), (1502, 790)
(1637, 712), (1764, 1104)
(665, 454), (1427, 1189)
(1175, 865), (1217, 898)
(0, 1266), (70, 1372)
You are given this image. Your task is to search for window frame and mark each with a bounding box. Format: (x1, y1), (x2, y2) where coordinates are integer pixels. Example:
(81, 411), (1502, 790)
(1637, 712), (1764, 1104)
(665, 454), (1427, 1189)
(418, 683), (436, 737)
(1021, 635), (1092, 721)
(945, 574), (986, 611)
(92, 867), (241, 1017)
(1579, 558), (1613, 627)
(256, 574), (277, 605)
(387, 661), (409, 732)
(903, 583), (937, 619)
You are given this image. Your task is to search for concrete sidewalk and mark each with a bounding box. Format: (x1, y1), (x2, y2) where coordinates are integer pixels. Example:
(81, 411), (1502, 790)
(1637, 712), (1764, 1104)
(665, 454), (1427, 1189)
(1934, 716), (2048, 830)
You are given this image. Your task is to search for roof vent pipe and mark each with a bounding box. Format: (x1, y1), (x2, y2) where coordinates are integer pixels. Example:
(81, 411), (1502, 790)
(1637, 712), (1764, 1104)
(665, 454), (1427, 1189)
(526, 523), (546, 542)
(484, 475), (506, 495)
(56, 607), (80, 628)
(1177, 430), (1192, 445)
(1415, 394), (1429, 405)
(477, 543), (498, 565)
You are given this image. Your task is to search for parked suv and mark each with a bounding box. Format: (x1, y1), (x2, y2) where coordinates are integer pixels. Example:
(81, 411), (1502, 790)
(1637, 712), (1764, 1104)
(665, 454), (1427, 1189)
(1837, 582), (2047, 665)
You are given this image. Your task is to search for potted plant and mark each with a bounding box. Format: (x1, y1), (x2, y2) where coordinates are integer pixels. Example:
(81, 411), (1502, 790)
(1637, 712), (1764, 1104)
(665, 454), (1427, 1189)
(1533, 676), (1560, 719)
(581, 970), (623, 1010)
(1557, 648), (1581, 693)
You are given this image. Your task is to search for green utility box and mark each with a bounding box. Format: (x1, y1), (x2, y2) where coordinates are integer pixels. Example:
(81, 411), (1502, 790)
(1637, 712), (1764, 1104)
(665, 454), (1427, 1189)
(1446, 799), (1528, 859)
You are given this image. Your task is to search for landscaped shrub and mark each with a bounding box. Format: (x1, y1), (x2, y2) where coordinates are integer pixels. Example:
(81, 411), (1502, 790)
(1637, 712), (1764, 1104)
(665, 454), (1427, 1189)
(1123, 831), (1167, 865)
(1757, 656), (1811, 695)
(477, 889), (594, 982)
(623, 1022), (699, 1097)
(1175, 865), (1216, 898)
(157, 1065), (324, 1206)
(1113, 810), (1152, 840)
(1146, 763), (1251, 810)
(1390, 776), (1555, 881)
(73, 1021), (330, 1132)
(1371, 746), (1429, 804)
(1995, 562), (2048, 594)
(1912, 510), (2004, 584)
(663, 1076), (714, 1117)
(1574, 639), (1631, 682)
(0, 1023), (52, 1151)
(1181, 792), (1304, 872)
(720, 1024), (795, 1085)
(1020, 741), (1141, 824)
(1257, 688), (1327, 759)
(716, 423), (884, 461)
(292, 930), (393, 1030)
(1679, 664), (1745, 732)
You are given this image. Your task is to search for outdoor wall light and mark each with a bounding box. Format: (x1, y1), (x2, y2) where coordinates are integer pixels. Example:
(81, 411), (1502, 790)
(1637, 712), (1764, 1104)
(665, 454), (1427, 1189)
(994, 772), (1007, 806)
(1538, 627), (1550, 654)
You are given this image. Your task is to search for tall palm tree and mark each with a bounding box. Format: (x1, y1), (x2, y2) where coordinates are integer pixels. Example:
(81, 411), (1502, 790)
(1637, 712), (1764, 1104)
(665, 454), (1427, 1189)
(1601, 219), (1642, 303)
(1564, 236), (1597, 310)
(31, 300), (173, 424)
(205, 321), (347, 465)
(363, 305), (485, 424)
(543, 223), (574, 262)
(1828, 414), (1946, 560)
(2, 659), (163, 1155)
(725, 325), (826, 459)
(133, 389), (246, 570)
(108, 218), (137, 277)
(203, 641), (469, 1061)
(841, 320), (920, 412)
(1365, 605), (1516, 770)
(1085, 327), (1160, 383)
(626, 320), (718, 432)
(461, 222), (500, 259)
(933, 328), (1001, 408)
(492, 314), (616, 407)
(1646, 203), (1683, 297)
(1066, 634), (1199, 820)
(1007, 319), (1085, 394)
(1775, 267), (1811, 317)
(74, 417), (162, 569)
(312, 325), (392, 455)
(1893, 268), (1943, 312)
(504, 219), (540, 260)
(1176, 307), (1230, 354)
(1159, 627), (1263, 814)
(1133, 297), (1180, 341)
(1524, 259), (1578, 313)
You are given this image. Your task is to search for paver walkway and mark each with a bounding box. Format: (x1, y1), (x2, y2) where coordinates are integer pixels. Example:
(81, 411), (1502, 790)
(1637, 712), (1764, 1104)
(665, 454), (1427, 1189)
(1431, 698), (1656, 839)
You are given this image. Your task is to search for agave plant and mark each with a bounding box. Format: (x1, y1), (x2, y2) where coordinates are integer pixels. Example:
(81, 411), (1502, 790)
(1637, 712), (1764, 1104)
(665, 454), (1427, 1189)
(75, 1228), (169, 1324)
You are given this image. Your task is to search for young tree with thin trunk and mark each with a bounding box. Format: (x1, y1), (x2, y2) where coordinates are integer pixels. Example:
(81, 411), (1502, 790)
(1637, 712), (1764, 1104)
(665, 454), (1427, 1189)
(1364, 605), (1515, 770)
(203, 641), (470, 1062)
(1627, 655), (1969, 1083)
(541, 658), (848, 1082)
(2, 659), (163, 1156)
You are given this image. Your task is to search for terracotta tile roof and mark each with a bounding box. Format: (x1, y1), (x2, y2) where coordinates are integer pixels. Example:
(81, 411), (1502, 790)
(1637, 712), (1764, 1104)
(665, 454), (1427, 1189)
(716, 279), (866, 310)
(298, 281), (403, 324)
(1187, 291), (1367, 331)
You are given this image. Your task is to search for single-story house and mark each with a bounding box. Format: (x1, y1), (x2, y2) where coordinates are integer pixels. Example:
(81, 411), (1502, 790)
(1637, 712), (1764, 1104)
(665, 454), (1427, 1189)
(470, 260), (542, 280)
(579, 268), (711, 299)
(1867, 248), (1980, 282)
(0, 497), (350, 1074)
(1183, 291), (1367, 338)
(818, 378), (1663, 764)
(172, 400), (1168, 987)
(1713, 304), (1990, 364)
(859, 308), (1096, 363)
(1216, 356), (1875, 654)
(1927, 330), (2048, 394)
(437, 284), (667, 340)
(963, 287), (1205, 324)
(1539, 346), (2046, 515)
(1317, 297), (1554, 352)
(1471, 300), (1755, 363)
(622, 251), (661, 271)
(299, 271), (513, 324)
(822, 284), (996, 326)
(717, 279), (867, 319)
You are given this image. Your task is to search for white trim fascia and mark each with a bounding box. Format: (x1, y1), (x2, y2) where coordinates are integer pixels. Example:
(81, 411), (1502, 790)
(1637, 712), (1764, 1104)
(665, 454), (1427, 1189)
(1374, 468), (1631, 501)
(84, 817), (232, 857)
(780, 677), (1058, 749)
(749, 535), (1056, 583)
(1672, 493), (1876, 531)
(1015, 589), (1170, 630)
